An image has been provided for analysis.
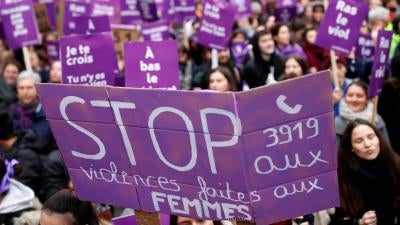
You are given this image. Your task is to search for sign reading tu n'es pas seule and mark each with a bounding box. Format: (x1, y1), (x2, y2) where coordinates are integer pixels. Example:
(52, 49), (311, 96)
(36, 71), (339, 224)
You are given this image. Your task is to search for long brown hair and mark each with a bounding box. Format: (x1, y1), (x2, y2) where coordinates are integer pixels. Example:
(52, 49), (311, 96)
(338, 119), (400, 217)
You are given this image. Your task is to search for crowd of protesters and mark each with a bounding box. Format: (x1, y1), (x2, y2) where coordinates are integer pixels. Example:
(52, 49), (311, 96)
(0, 0), (399, 224)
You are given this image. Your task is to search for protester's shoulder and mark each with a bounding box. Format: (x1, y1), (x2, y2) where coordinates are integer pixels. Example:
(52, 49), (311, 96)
(334, 116), (347, 135)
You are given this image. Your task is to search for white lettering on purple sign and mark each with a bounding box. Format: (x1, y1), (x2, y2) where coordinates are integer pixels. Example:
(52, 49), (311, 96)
(140, 46), (160, 84)
(327, 0), (359, 40)
(1, 5), (30, 38)
(80, 161), (132, 185)
(273, 178), (323, 199)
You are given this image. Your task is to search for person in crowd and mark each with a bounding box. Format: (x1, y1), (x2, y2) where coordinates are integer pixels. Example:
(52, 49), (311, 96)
(242, 29), (283, 88)
(1, 59), (23, 91)
(9, 71), (52, 141)
(278, 55), (308, 80)
(335, 81), (390, 144)
(0, 158), (36, 225)
(311, 3), (325, 26)
(30, 48), (50, 83)
(217, 49), (241, 89)
(206, 66), (238, 92)
(332, 62), (353, 117)
(40, 189), (111, 225)
(301, 27), (331, 73)
(378, 53), (400, 154)
(169, 215), (222, 225)
(271, 23), (307, 60)
(330, 119), (400, 225)
(368, 6), (390, 41)
(49, 60), (62, 84)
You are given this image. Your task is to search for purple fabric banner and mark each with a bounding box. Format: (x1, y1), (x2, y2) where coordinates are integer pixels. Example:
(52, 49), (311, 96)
(173, 0), (196, 22)
(63, 0), (92, 36)
(137, 0), (159, 22)
(91, 0), (119, 23)
(230, 0), (251, 19)
(230, 41), (249, 67)
(36, 70), (339, 224)
(120, 0), (142, 24)
(60, 32), (119, 86)
(355, 33), (375, 61)
(368, 30), (392, 98)
(0, 0), (41, 50)
(46, 40), (59, 62)
(197, 0), (238, 50)
(141, 19), (169, 41)
(315, 0), (368, 54)
(66, 16), (111, 36)
(124, 40), (180, 89)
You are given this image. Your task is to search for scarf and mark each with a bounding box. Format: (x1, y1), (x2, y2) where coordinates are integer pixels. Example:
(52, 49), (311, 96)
(339, 99), (377, 123)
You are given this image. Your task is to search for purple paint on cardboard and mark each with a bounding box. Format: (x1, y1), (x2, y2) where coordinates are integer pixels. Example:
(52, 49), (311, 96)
(46, 40), (59, 62)
(60, 32), (119, 86)
(369, 30), (392, 97)
(0, 0), (41, 50)
(355, 33), (375, 60)
(120, 0), (142, 24)
(230, 41), (249, 67)
(196, 0), (237, 50)
(63, 1), (92, 36)
(124, 40), (180, 89)
(137, 0), (158, 22)
(315, 0), (368, 54)
(141, 19), (170, 41)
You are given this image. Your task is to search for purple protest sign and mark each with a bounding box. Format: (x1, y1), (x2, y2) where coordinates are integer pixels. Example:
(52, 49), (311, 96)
(275, 0), (297, 23)
(46, 40), (59, 62)
(230, 0), (251, 19)
(36, 70), (339, 223)
(33, 0), (57, 29)
(60, 32), (119, 86)
(120, 0), (142, 24)
(230, 41), (249, 67)
(355, 33), (375, 61)
(141, 19), (170, 41)
(137, 0), (159, 22)
(91, 0), (119, 23)
(124, 40), (180, 89)
(63, 0), (92, 36)
(66, 16), (111, 36)
(315, 0), (368, 54)
(197, 0), (237, 50)
(0, 0), (41, 50)
(369, 30), (392, 98)
(173, 0), (196, 22)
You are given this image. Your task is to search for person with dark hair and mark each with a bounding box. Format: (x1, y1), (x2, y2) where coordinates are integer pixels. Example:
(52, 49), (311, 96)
(40, 189), (102, 225)
(330, 119), (400, 225)
(278, 55), (308, 80)
(335, 81), (390, 144)
(0, 59), (23, 109)
(270, 23), (307, 60)
(169, 215), (222, 225)
(206, 66), (238, 92)
(378, 52), (400, 154)
(301, 27), (331, 73)
(242, 29), (283, 88)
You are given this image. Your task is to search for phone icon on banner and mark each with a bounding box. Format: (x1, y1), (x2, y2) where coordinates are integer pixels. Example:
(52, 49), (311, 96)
(276, 95), (302, 115)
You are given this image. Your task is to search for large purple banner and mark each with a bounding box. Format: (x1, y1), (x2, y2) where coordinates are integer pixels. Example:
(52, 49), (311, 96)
(368, 30), (392, 98)
(60, 32), (119, 86)
(0, 0), (41, 50)
(315, 0), (368, 54)
(196, 0), (237, 50)
(124, 40), (180, 89)
(36, 71), (339, 224)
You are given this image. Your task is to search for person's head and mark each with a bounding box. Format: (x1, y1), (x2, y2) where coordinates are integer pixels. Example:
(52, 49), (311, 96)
(231, 29), (247, 43)
(170, 215), (221, 225)
(368, 6), (389, 31)
(49, 60), (62, 83)
(218, 49), (231, 65)
(283, 56), (308, 77)
(338, 119), (400, 216)
(252, 29), (275, 60)
(1, 59), (22, 86)
(312, 3), (325, 23)
(336, 63), (347, 85)
(271, 23), (291, 47)
(302, 27), (317, 44)
(206, 66), (237, 92)
(40, 189), (99, 225)
(344, 81), (369, 112)
(16, 71), (41, 106)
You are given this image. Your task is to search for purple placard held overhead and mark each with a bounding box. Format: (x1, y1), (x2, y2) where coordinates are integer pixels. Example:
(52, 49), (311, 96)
(36, 70), (339, 224)
(315, 0), (368, 54)
(197, 0), (238, 50)
(32, 0), (57, 29)
(230, 0), (251, 19)
(124, 40), (180, 89)
(355, 33), (375, 61)
(46, 40), (59, 62)
(120, 0), (142, 24)
(91, 0), (119, 23)
(157, 0), (174, 22)
(369, 30), (392, 98)
(60, 32), (119, 86)
(63, 0), (92, 36)
(173, 0), (196, 22)
(275, 0), (297, 22)
(137, 0), (159, 22)
(141, 19), (169, 41)
(0, 0), (41, 50)
(68, 16), (111, 35)
(230, 41), (249, 67)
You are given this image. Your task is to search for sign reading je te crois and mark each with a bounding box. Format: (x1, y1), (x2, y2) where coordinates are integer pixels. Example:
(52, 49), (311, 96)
(36, 71), (339, 224)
